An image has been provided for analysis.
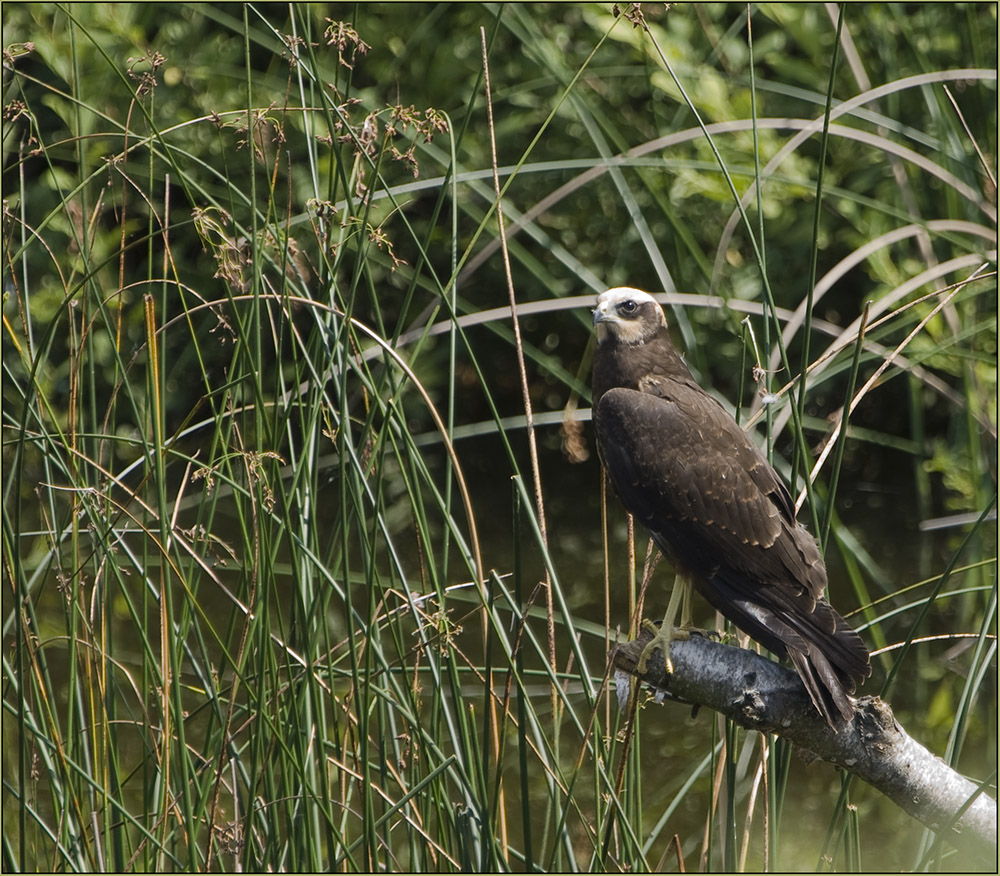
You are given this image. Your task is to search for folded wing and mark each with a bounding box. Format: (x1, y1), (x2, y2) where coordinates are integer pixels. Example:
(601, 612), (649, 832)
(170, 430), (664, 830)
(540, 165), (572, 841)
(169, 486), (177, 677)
(595, 381), (870, 725)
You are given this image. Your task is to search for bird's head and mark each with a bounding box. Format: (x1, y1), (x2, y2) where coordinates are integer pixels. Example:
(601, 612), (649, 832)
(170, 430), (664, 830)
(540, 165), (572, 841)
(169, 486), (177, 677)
(592, 287), (667, 345)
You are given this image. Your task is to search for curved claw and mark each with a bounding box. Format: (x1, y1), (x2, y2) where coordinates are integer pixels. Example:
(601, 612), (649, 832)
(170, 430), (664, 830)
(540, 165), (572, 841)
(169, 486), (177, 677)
(636, 619), (691, 676)
(636, 572), (695, 677)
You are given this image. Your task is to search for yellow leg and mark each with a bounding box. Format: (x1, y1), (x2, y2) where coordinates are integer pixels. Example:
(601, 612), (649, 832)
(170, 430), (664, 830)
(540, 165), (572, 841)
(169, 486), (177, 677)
(637, 572), (692, 676)
(680, 575), (693, 629)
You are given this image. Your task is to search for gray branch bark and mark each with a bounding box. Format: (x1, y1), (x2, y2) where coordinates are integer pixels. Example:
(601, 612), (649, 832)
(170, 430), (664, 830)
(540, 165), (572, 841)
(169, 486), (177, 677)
(611, 630), (996, 865)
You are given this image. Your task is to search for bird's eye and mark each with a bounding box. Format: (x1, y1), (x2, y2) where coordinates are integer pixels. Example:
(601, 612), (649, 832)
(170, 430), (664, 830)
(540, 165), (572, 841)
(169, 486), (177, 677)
(620, 299), (637, 314)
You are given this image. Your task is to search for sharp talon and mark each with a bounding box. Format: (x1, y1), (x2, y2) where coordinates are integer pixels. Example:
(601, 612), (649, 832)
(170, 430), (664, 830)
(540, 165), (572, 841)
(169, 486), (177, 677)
(637, 577), (694, 678)
(637, 642), (673, 676)
(636, 619), (682, 676)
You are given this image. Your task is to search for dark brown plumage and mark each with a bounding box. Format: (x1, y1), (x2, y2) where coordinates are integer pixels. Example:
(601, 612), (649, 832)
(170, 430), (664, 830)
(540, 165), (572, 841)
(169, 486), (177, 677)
(592, 287), (870, 728)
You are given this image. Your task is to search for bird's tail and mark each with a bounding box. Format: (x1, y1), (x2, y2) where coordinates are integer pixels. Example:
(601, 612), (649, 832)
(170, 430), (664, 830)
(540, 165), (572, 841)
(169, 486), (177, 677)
(699, 580), (871, 728)
(787, 602), (871, 728)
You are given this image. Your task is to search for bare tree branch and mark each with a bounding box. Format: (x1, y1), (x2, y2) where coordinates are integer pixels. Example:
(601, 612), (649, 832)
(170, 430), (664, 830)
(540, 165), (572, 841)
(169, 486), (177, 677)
(611, 629), (996, 865)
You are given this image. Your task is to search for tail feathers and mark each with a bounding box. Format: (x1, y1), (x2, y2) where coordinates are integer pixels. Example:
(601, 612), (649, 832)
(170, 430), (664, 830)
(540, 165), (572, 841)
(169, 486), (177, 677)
(823, 606), (872, 693)
(764, 589), (871, 692)
(788, 644), (855, 728)
(698, 580), (870, 728)
(760, 608), (860, 728)
(778, 599), (870, 727)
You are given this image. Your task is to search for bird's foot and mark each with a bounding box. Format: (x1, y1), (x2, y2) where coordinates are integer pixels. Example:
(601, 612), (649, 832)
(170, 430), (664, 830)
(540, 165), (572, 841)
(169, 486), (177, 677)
(636, 618), (691, 676)
(678, 622), (719, 640)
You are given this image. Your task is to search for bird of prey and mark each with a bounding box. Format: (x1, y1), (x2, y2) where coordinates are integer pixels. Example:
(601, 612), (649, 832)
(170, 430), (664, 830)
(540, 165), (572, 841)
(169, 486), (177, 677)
(591, 287), (870, 727)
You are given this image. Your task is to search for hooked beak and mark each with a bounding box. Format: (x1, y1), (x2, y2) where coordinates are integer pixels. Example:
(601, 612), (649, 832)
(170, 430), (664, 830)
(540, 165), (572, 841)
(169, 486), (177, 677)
(592, 302), (612, 326)
(592, 301), (616, 343)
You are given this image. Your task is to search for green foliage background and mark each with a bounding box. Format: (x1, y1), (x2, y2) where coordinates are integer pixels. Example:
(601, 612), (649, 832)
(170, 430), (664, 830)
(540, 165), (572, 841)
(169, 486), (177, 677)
(3, 2), (996, 872)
